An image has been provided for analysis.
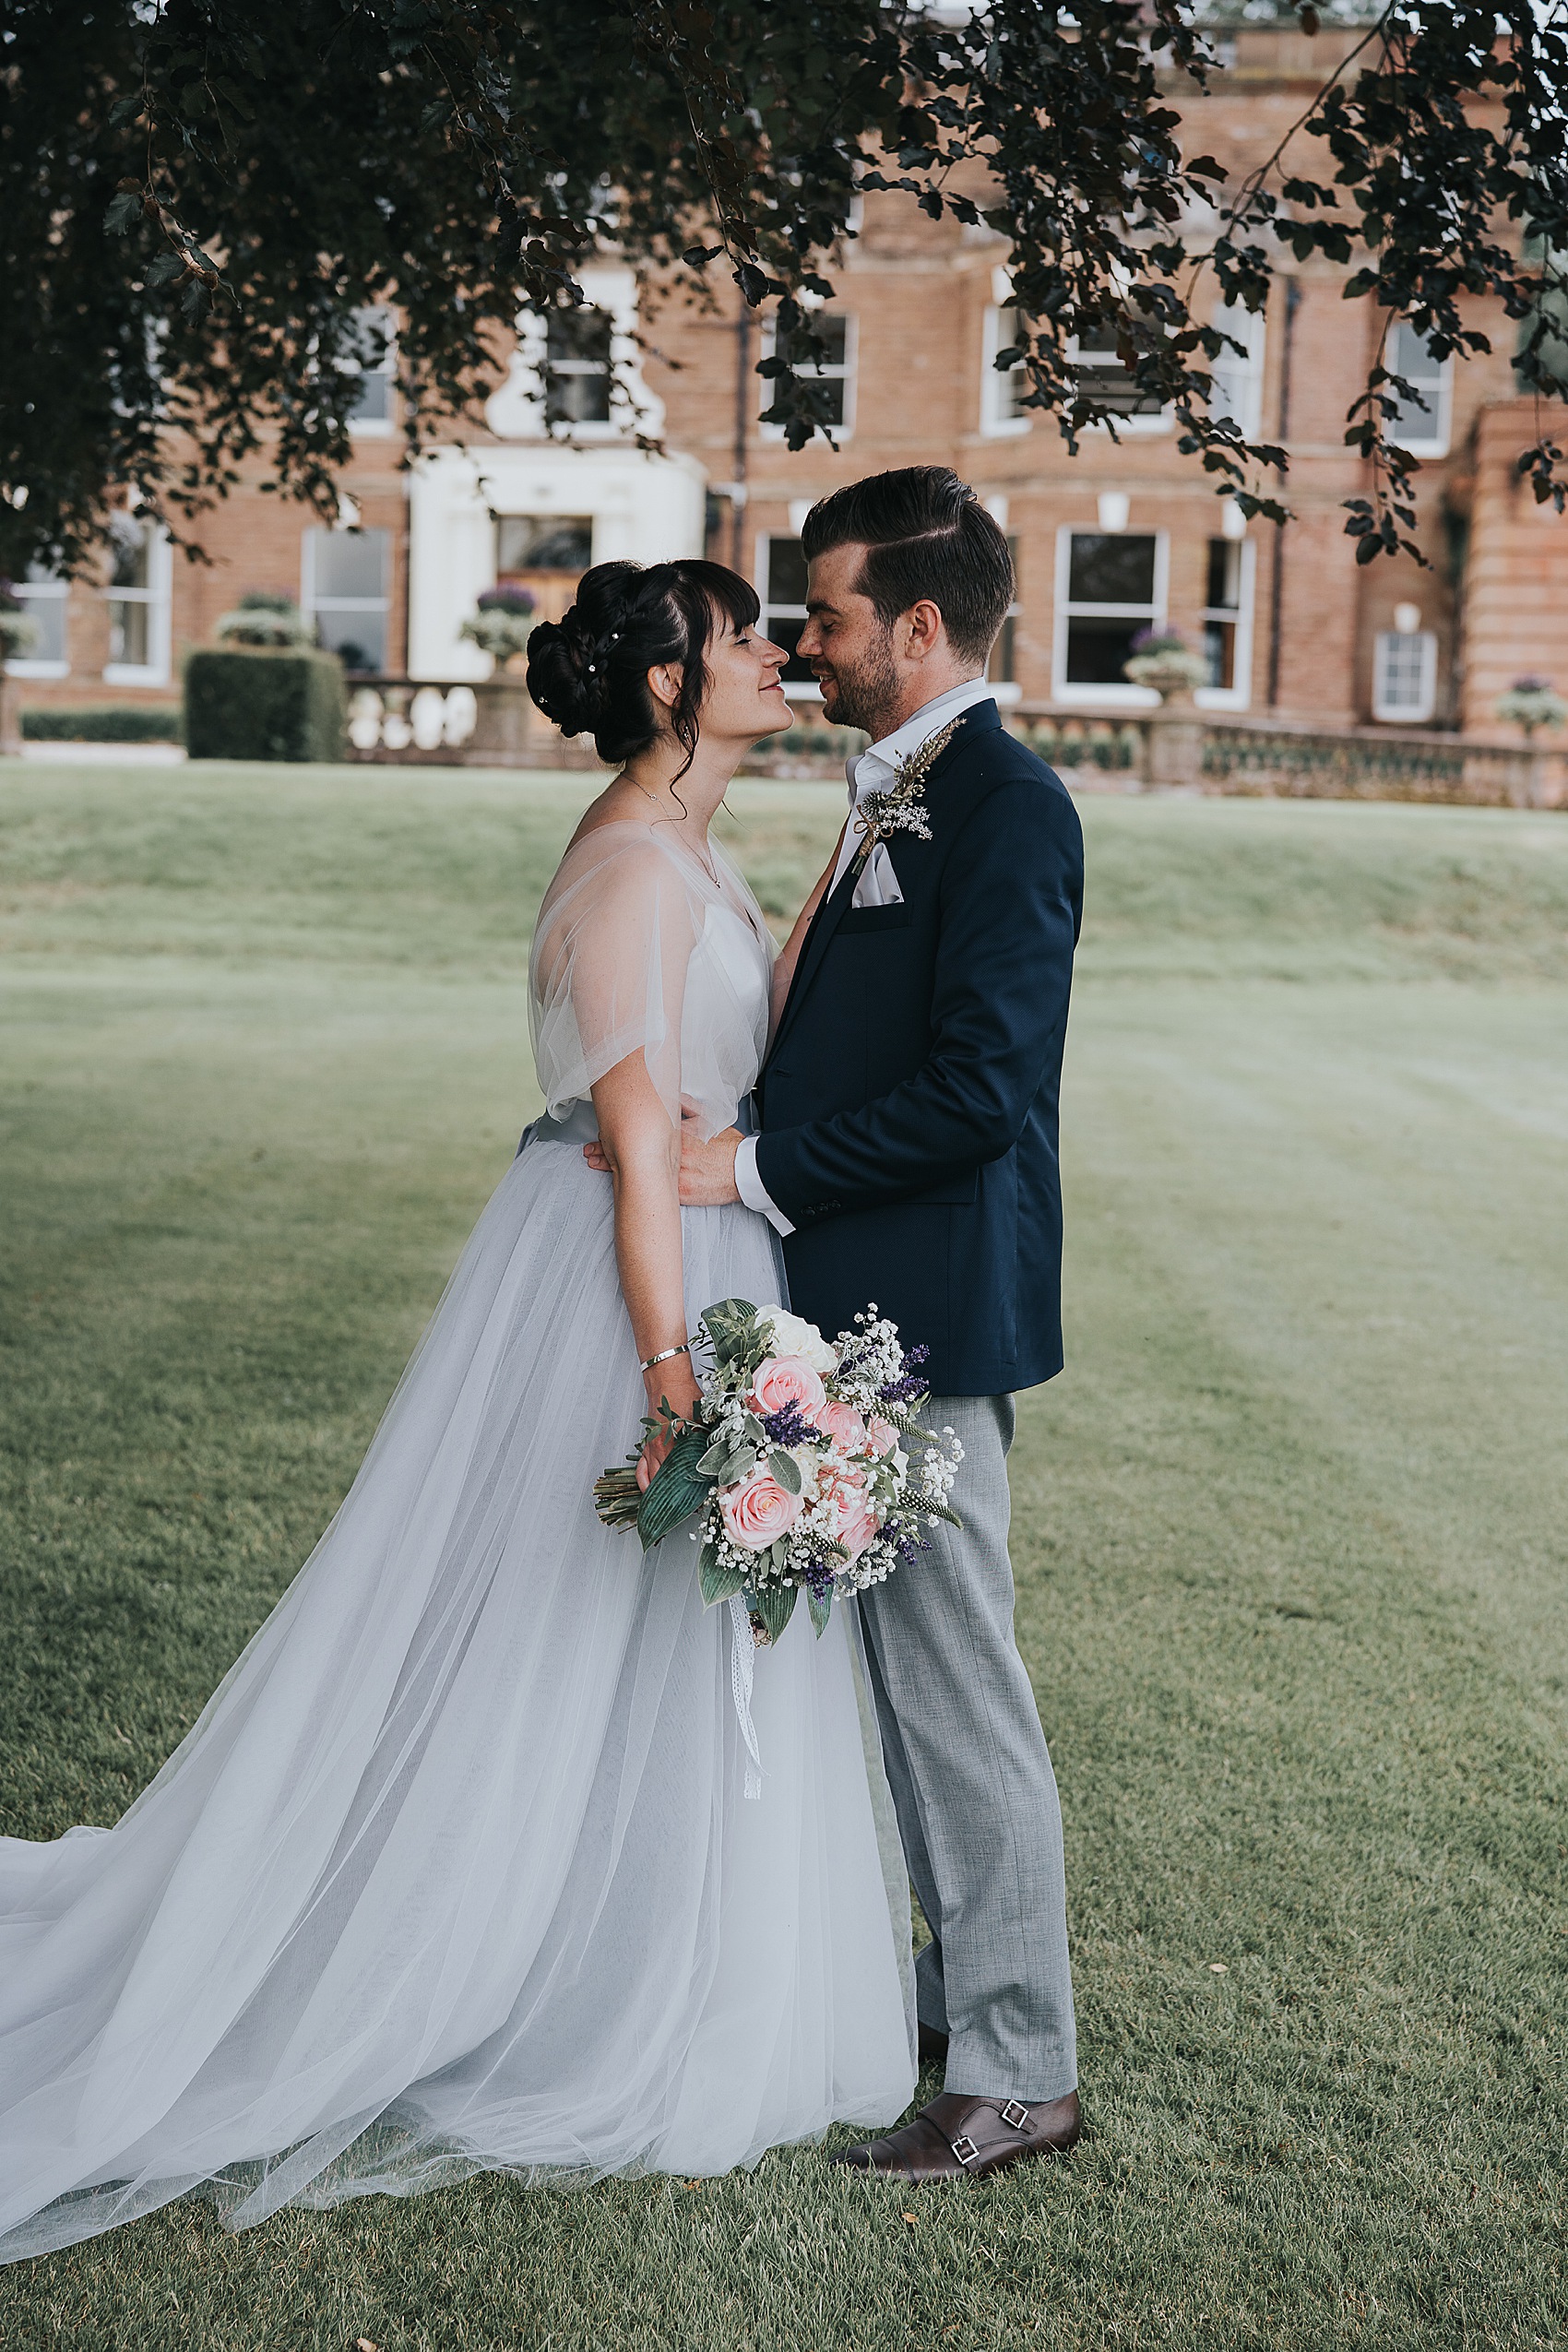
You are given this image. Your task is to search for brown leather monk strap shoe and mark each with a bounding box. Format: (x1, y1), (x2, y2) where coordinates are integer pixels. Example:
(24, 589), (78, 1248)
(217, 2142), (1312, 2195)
(831, 2088), (1080, 2181)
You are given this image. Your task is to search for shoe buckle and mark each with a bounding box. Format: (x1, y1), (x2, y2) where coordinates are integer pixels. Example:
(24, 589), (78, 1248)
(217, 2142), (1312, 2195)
(999, 2099), (1031, 2132)
(948, 2133), (980, 2167)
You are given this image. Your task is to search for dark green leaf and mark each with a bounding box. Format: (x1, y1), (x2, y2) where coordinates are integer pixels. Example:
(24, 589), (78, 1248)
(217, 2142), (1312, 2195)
(699, 1544), (745, 1606)
(636, 1425), (715, 1552)
(750, 1582), (799, 1645)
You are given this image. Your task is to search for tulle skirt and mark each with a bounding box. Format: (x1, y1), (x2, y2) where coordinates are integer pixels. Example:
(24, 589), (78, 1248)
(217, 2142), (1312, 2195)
(0, 1137), (916, 2261)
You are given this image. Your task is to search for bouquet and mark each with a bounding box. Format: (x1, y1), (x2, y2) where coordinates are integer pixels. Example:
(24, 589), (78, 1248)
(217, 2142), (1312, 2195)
(595, 1300), (963, 1647)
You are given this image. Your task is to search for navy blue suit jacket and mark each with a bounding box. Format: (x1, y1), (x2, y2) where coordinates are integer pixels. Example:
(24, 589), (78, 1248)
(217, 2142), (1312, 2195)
(754, 702), (1083, 1397)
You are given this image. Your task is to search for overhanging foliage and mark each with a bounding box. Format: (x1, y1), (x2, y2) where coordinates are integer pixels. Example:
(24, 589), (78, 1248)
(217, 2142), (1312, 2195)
(1, 1), (1564, 577)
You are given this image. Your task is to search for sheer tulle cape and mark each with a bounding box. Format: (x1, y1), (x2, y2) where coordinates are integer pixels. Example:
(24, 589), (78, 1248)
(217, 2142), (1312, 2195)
(0, 825), (916, 2261)
(530, 824), (771, 1139)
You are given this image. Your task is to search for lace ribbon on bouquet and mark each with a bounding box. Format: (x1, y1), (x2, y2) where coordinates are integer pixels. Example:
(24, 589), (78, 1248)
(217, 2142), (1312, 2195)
(727, 1594), (764, 1800)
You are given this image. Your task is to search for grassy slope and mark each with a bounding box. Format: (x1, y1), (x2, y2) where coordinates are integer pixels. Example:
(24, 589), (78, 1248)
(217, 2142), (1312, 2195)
(1, 766), (1565, 2348)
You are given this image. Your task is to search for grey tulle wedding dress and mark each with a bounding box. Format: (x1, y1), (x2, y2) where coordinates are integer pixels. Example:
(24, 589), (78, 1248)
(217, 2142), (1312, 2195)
(0, 822), (916, 2261)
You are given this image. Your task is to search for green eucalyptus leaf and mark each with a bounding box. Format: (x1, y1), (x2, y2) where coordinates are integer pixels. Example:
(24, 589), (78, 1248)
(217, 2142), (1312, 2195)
(807, 1586), (833, 1637)
(768, 1447), (802, 1494)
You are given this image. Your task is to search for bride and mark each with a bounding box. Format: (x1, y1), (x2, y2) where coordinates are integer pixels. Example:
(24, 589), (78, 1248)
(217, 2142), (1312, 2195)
(0, 559), (916, 2262)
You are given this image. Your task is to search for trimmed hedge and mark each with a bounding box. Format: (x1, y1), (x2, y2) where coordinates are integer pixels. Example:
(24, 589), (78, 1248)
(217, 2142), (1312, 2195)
(22, 705), (183, 742)
(184, 647), (346, 763)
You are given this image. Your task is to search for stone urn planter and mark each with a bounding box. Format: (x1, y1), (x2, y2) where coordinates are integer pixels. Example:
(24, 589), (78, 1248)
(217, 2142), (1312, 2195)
(1124, 632), (1209, 790)
(1495, 676), (1566, 807)
(458, 587), (540, 766)
(468, 671), (539, 764)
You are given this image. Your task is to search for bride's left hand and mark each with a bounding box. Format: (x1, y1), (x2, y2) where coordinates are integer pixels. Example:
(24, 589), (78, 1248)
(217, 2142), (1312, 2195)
(638, 1364), (703, 1490)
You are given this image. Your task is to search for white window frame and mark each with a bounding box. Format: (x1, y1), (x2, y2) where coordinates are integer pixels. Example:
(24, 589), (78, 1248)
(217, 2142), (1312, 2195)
(1194, 536), (1256, 713)
(1372, 629), (1438, 725)
(8, 571), (69, 679)
(759, 312), (856, 443)
(540, 309), (614, 431)
(343, 304), (398, 438)
(1384, 320), (1453, 459)
(981, 267), (1030, 438)
(482, 267), (665, 443)
(1066, 327), (1172, 439)
(102, 519), (173, 686)
(755, 530), (822, 703)
(1052, 526), (1169, 707)
(301, 525), (392, 676)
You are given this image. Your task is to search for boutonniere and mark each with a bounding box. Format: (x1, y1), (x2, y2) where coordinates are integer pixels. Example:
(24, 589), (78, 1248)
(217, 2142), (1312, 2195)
(849, 714), (963, 872)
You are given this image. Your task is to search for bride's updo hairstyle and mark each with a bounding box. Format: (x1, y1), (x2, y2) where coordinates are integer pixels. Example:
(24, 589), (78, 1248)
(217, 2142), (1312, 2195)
(527, 559), (761, 779)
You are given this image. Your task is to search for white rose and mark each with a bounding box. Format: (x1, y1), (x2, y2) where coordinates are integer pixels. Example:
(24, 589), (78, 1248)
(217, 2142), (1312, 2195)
(758, 1306), (838, 1376)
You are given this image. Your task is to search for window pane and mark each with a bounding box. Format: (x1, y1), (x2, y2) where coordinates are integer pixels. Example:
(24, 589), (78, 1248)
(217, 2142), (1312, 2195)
(1067, 533), (1157, 606)
(1203, 617), (1237, 692)
(1374, 629), (1435, 719)
(18, 585), (66, 664)
(349, 370), (390, 424)
(498, 515), (593, 573)
(107, 514), (150, 590)
(766, 615), (817, 686)
(546, 368), (611, 426)
(312, 528), (388, 600)
(317, 606), (386, 673)
(1386, 321), (1447, 444)
(766, 537), (809, 607)
(547, 310), (612, 368)
(778, 315), (848, 369)
(1389, 319), (1444, 390)
(108, 598), (149, 669)
(993, 308), (1025, 422)
(1206, 539), (1241, 610)
(1064, 616), (1146, 686)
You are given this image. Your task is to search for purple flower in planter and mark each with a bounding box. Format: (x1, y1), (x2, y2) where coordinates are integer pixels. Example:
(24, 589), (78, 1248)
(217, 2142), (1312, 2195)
(1128, 625), (1190, 657)
(478, 584), (537, 616)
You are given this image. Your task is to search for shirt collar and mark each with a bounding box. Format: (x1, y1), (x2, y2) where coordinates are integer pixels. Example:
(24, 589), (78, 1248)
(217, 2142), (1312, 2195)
(847, 678), (996, 802)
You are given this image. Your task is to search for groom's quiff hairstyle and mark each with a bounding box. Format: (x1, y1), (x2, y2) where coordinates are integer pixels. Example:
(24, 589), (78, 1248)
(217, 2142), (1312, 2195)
(800, 468), (1014, 665)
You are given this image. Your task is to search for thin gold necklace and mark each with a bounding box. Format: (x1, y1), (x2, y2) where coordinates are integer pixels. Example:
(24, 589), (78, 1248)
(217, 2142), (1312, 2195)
(624, 775), (719, 885)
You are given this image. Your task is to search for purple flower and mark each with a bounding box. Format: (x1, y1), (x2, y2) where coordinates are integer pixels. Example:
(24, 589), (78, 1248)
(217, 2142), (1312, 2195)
(478, 584), (537, 616)
(1129, 625), (1189, 656)
(877, 1342), (930, 1408)
(882, 1517), (929, 1571)
(760, 1400), (820, 1448)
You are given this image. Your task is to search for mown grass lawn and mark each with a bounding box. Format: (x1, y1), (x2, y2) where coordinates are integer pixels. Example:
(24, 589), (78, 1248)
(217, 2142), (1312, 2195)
(1, 761), (1565, 2350)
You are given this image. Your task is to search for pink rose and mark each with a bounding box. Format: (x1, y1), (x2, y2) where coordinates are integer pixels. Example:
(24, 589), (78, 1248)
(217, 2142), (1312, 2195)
(750, 1354), (827, 1420)
(867, 1416), (900, 1458)
(816, 1398), (867, 1455)
(838, 1503), (880, 1561)
(719, 1469), (802, 1554)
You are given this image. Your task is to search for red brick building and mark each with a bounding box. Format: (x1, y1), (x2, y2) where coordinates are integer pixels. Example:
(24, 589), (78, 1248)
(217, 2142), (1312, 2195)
(14, 24), (1566, 742)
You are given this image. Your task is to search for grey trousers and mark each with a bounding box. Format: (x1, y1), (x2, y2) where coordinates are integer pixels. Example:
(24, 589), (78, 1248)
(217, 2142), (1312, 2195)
(856, 1394), (1076, 2102)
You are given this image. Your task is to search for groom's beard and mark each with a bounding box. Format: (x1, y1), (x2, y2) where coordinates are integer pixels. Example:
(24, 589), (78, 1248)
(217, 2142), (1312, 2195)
(815, 630), (902, 740)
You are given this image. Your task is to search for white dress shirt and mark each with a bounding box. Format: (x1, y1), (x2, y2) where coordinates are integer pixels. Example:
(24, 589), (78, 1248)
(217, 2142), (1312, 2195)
(735, 679), (996, 1236)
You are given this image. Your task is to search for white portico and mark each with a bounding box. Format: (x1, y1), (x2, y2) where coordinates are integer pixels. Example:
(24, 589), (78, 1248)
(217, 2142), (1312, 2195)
(407, 265), (707, 683)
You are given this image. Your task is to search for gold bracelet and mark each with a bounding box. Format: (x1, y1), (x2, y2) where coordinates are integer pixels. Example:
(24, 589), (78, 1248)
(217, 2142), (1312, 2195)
(639, 1343), (691, 1373)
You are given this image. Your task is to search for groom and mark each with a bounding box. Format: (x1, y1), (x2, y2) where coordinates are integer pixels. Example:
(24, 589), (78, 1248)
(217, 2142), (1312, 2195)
(680, 466), (1085, 2180)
